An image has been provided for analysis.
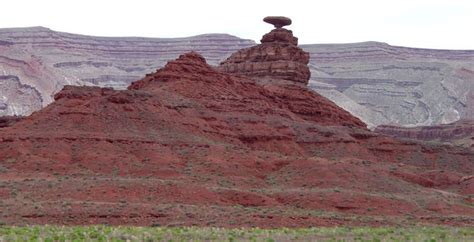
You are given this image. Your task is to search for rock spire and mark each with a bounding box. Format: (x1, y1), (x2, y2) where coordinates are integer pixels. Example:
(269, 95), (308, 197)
(218, 16), (310, 86)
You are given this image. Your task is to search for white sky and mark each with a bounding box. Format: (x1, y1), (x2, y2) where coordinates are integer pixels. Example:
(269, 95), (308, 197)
(1, 0), (473, 49)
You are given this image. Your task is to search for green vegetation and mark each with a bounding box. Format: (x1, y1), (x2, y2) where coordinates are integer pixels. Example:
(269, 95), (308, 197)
(0, 225), (473, 241)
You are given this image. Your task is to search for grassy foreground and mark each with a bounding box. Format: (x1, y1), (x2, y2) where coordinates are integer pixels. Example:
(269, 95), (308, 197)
(0, 225), (473, 241)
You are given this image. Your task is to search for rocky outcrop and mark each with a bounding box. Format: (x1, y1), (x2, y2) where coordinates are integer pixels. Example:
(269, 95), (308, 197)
(261, 28), (298, 46)
(128, 51), (363, 128)
(0, 49), (473, 227)
(218, 18), (310, 86)
(375, 119), (474, 148)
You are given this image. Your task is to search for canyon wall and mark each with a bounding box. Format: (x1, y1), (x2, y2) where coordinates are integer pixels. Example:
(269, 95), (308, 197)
(305, 42), (474, 128)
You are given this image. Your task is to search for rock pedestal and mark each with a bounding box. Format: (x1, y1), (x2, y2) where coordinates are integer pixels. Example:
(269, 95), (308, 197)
(218, 16), (310, 86)
(261, 28), (298, 45)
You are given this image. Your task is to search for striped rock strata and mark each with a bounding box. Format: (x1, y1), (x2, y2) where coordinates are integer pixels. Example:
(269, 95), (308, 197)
(375, 119), (474, 148)
(0, 27), (254, 116)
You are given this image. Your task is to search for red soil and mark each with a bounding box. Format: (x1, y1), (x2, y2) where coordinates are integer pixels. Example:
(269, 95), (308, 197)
(0, 52), (473, 227)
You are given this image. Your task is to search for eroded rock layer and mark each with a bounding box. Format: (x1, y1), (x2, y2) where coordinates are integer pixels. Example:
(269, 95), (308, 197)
(218, 28), (310, 86)
(375, 119), (474, 148)
(305, 42), (474, 128)
(0, 52), (473, 227)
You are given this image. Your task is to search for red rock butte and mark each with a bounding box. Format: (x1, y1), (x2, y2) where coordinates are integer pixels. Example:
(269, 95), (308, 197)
(218, 16), (310, 86)
(0, 18), (473, 227)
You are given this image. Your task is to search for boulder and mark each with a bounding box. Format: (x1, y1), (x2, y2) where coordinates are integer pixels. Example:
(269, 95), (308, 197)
(263, 16), (292, 28)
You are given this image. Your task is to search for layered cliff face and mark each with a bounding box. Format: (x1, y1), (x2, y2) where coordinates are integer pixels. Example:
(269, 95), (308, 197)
(218, 28), (310, 86)
(0, 27), (254, 116)
(375, 119), (474, 148)
(1, 50), (473, 226)
(305, 42), (474, 128)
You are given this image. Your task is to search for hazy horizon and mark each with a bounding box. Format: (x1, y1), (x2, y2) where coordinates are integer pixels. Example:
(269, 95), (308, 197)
(1, 0), (474, 50)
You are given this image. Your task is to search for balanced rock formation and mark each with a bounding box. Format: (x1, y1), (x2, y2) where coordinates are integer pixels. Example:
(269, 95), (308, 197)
(218, 17), (310, 86)
(263, 16), (292, 28)
(2, 27), (474, 129)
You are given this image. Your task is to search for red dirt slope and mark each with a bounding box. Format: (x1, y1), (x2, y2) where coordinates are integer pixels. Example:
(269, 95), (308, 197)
(0, 52), (473, 227)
